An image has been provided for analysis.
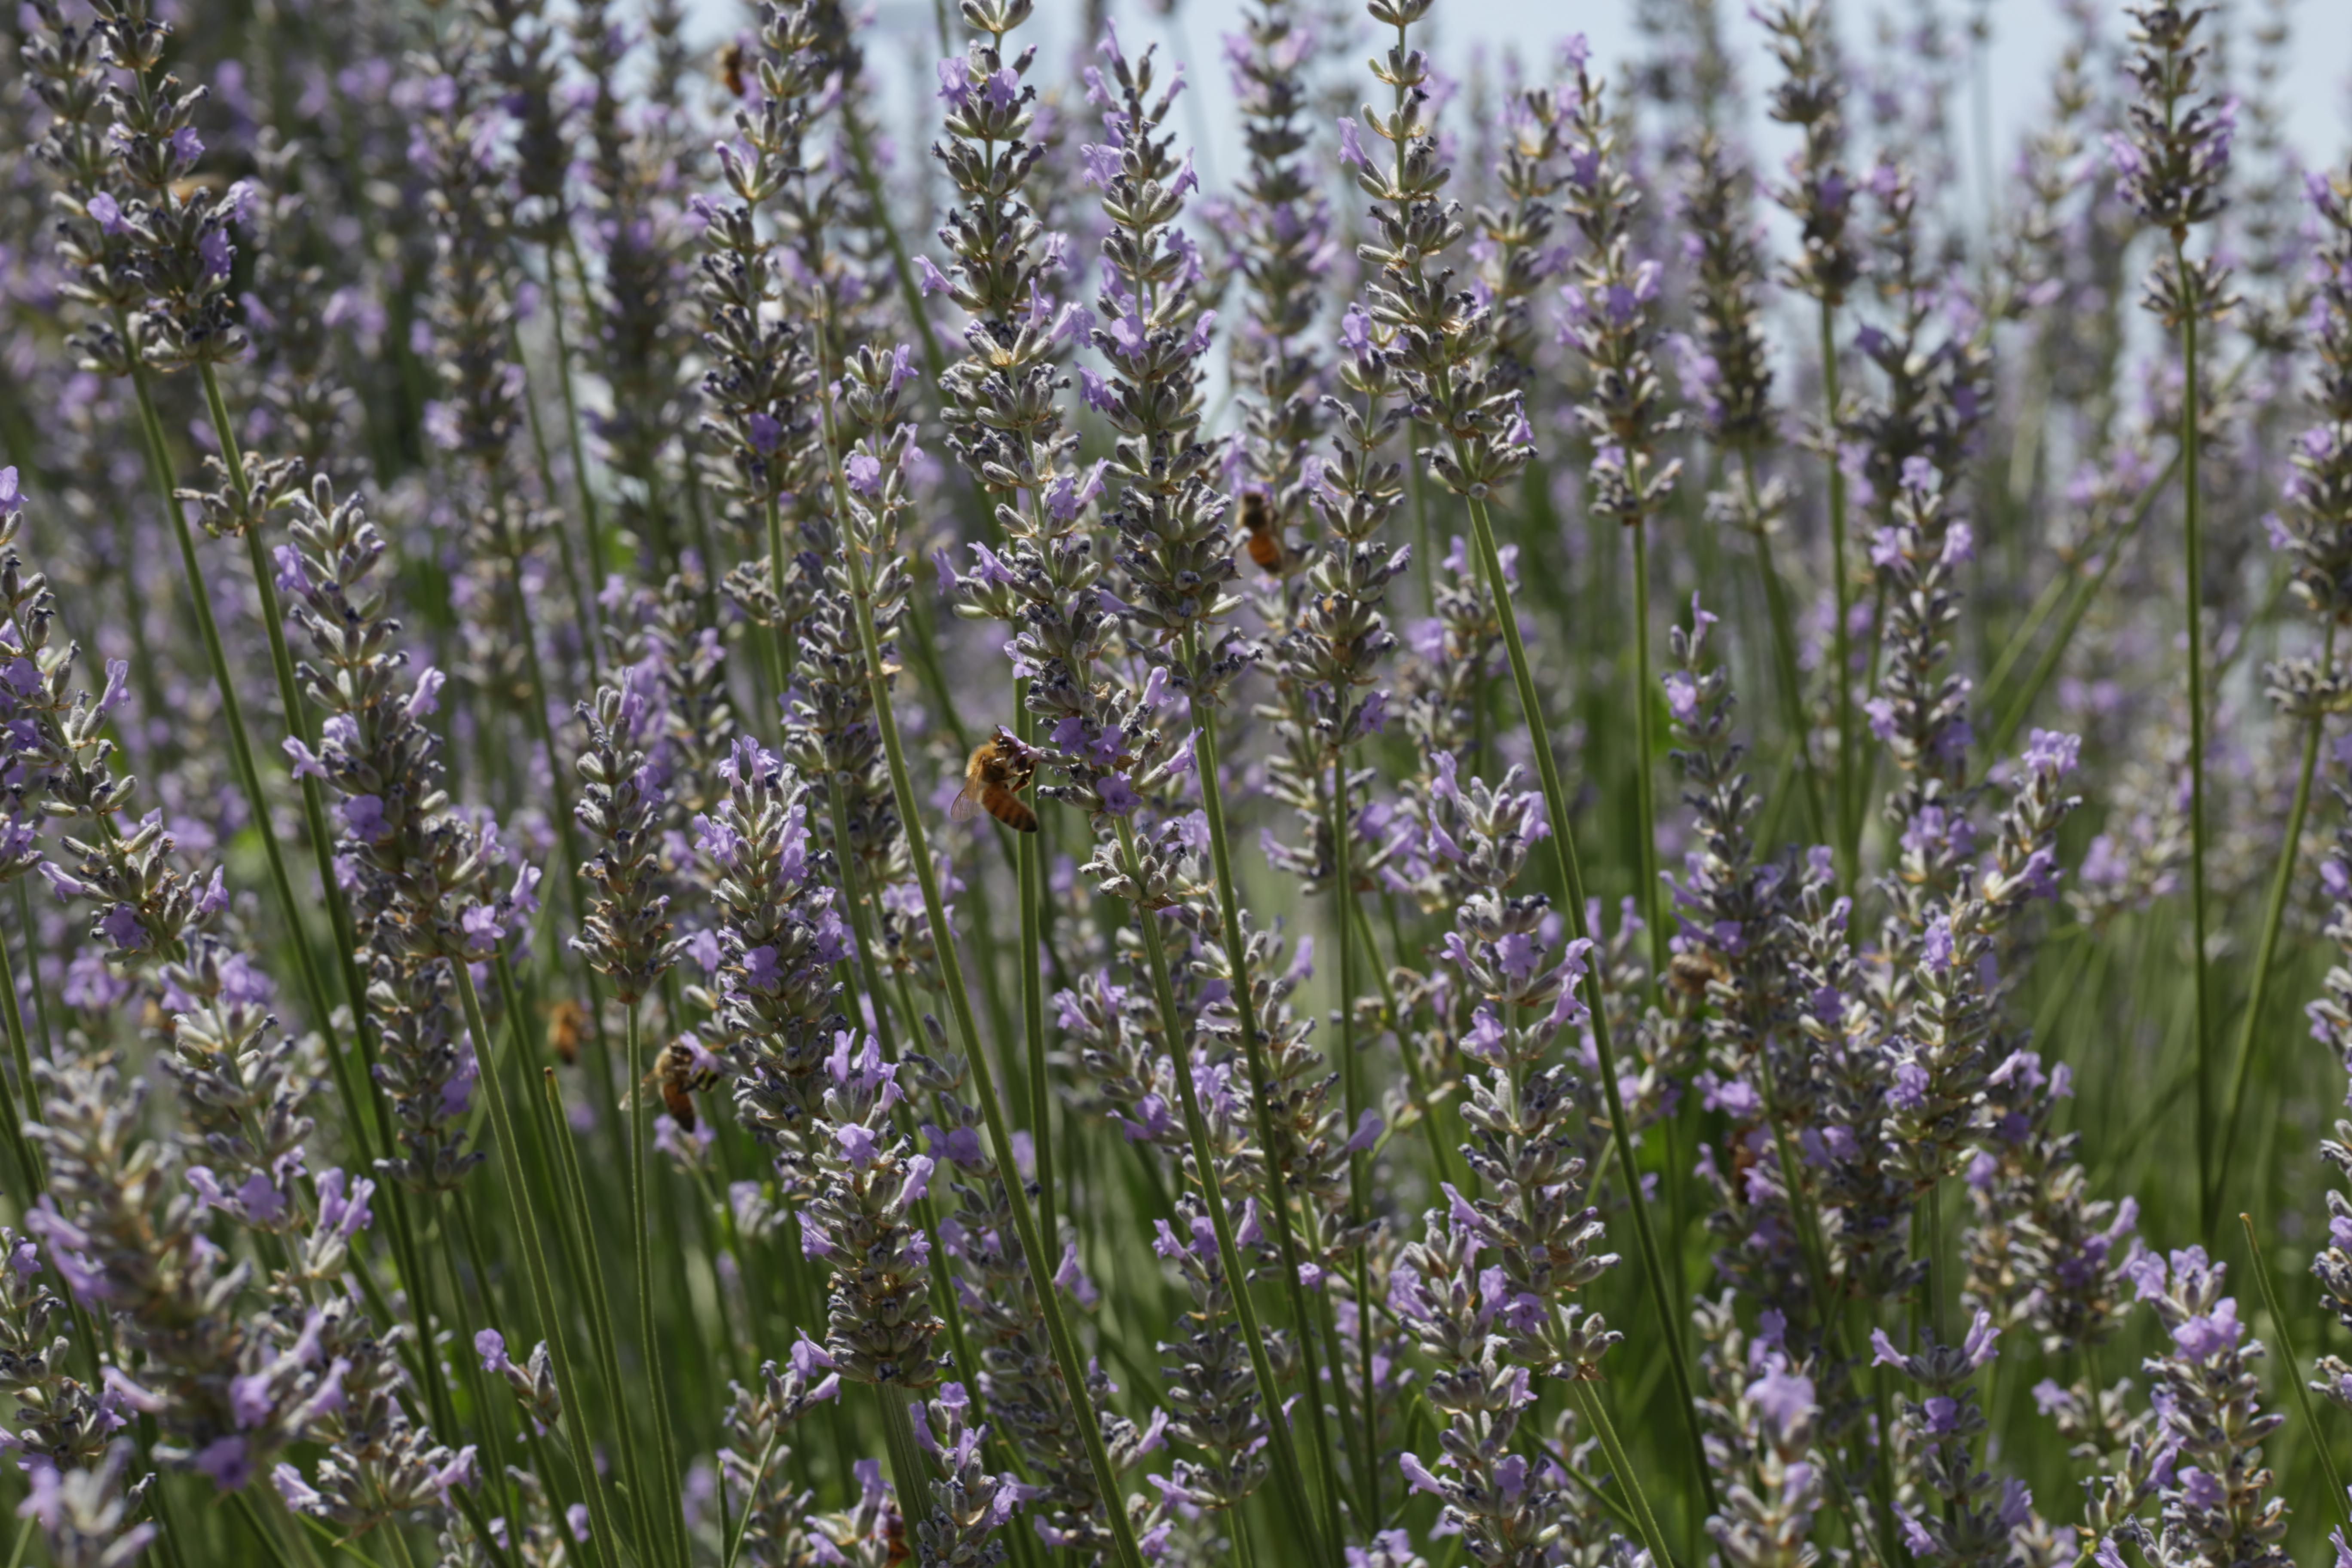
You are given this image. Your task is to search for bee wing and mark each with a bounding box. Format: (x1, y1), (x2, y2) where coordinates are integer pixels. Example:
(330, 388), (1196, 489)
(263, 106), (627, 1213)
(619, 1069), (666, 1112)
(950, 784), (983, 823)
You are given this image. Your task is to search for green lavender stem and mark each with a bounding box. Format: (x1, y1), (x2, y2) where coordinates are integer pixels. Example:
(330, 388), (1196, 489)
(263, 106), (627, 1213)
(432, 1210), (521, 1534)
(721, 1430), (780, 1568)
(2207, 617), (2340, 1231)
(1754, 1052), (1898, 1559)
(840, 110), (948, 389)
(193, 364), (407, 1178)
(817, 783), (988, 1393)
(1567, 1379), (1675, 1568)
(2176, 245), (2216, 1220)
(14, 886), (52, 1064)
(1015, 698), (1056, 1250)
(821, 782), (912, 1051)
(547, 239), (610, 592)
(1744, 454), (1827, 839)
(1987, 351), (2254, 753)
(831, 444), (1147, 1568)
(2237, 1212), (2352, 1526)
(1629, 522), (1664, 977)
(1346, 892), (1460, 1189)
(450, 959), (625, 1568)
(1819, 299), (1857, 880)
(625, 1002), (692, 1568)
(1187, 653), (1347, 1556)
(484, 471), (623, 1170)
(146, 352), (459, 1440)
(538, 1061), (667, 1568)
(0, 924), (44, 1202)
(1110, 814), (1332, 1567)
(507, 314), (602, 686)
(764, 494), (793, 698)
(1463, 494), (1717, 1516)
(122, 340), (335, 1100)
(1980, 568), (2071, 714)
(1327, 752), (1376, 1527)
(877, 1387), (939, 1533)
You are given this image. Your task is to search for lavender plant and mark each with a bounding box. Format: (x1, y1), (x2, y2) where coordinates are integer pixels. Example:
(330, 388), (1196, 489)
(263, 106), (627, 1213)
(6, 0), (2352, 1564)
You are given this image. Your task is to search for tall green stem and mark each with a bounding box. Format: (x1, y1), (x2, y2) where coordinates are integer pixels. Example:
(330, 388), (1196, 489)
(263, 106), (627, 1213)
(1188, 661), (1345, 1558)
(764, 495), (792, 697)
(507, 315), (602, 686)
(833, 478), (1146, 1568)
(1568, 1379), (1675, 1568)
(625, 1003), (691, 1568)
(14, 885), (52, 1065)
(450, 961), (624, 1568)
(545, 242), (609, 593)
(538, 1063), (663, 1568)
(1014, 699), (1055, 1249)
(1987, 351), (2255, 753)
(2176, 252), (2215, 1216)
(839, 112), (947, 388)
(2238, 1212), (2352, 1526)
(1346, 892), (1459, 1188)
(0, 925), (45, 1202)
(1754, 1053), (1897, 1558)
(1328, 750), (1375, 1529)
(1463, 496), (1716, 1515)
(2207, 618), (2339, 1231)
(876, 1387), (938, 1531)
(1745, 453), (1827, 840)
(818, 782), (988, 1393)
(1980, 570), (2071, 714)
(1819, 299), (1856, 879)
(1111, 817), (1330, 1565)
(1629, 523), (1663, 976)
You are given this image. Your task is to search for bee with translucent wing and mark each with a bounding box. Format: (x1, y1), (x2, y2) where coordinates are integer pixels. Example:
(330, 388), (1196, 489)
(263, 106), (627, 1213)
(952, 727), (1039, 833)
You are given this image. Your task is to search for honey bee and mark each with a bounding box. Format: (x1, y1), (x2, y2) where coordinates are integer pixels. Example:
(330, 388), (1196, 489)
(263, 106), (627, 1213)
(951, 727), (1039, 833)
(1238, 490), (1292, 575)
(1726, 1126), (1764, 1191)
(544, 998), (588, 1066)
(883, 1510), (909, 1563)
(717, 39), (750, 98)
(626, 1038), (720, 1131)
(1666, 947), (1731, 1001)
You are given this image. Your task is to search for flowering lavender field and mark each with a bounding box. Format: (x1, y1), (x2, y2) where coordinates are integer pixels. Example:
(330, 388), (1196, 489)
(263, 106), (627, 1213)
(1, 0), (2349, 1562)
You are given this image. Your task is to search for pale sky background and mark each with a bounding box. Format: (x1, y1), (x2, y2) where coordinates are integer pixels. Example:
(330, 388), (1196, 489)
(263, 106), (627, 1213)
(805, 0), (2352, 211)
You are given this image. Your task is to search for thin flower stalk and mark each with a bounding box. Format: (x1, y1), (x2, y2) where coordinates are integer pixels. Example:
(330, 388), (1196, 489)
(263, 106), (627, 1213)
(2210, 160), (2352, 1218)
(570, 686), (690, 1568)
(2110, 0), (2236, 1216)
(1393, 759), (1669, 1563)
(1758, 0), (1863, 875)
(447, 958), (624, 1568)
